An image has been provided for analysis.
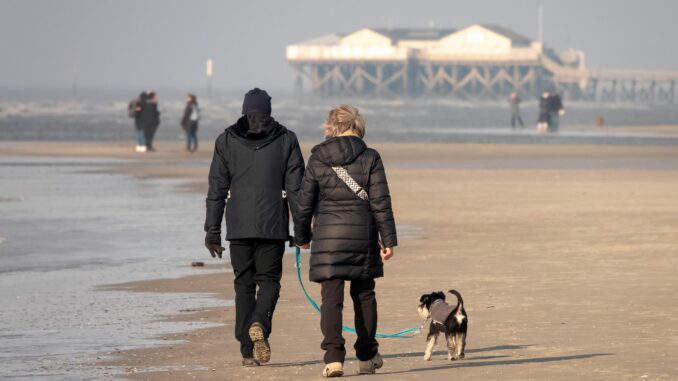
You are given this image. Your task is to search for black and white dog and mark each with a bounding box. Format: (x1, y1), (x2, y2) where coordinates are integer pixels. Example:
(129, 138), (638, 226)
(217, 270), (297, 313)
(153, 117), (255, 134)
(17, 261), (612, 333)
(417, 289), (468, 361)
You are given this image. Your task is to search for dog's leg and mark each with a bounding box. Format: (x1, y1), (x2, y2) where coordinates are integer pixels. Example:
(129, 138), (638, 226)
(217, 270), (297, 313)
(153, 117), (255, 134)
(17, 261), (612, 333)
(445, 332), (456, 361)
(423, 334), (437, 361)
(455, 332), (466, 360)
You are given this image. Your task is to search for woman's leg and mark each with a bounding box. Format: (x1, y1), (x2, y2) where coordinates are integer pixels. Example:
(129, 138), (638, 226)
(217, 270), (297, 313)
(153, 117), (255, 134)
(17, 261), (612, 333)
(350, 279), (378, 361)
(190, 126), (198, 151)
(136, 128), (145, 146)
(321, 279), (346, 364)
(192, 123), (198, 151)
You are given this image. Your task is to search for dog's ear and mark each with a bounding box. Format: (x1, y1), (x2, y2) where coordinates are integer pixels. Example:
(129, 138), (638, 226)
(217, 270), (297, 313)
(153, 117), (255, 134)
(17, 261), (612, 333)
(436, 291), (446, 300)
(419, 294), (429, 304)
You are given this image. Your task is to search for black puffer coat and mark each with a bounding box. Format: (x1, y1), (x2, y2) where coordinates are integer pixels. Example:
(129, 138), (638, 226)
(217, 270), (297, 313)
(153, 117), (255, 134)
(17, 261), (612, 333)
(139, 99), (160, 132)
(204, 114), (304, 241)
(295, 136), (397, 282)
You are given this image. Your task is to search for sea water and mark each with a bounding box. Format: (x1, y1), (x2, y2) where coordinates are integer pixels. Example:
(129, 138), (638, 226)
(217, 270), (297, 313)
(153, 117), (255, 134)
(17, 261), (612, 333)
(1, 90), (678, 145)
(0, 156), (230, 380)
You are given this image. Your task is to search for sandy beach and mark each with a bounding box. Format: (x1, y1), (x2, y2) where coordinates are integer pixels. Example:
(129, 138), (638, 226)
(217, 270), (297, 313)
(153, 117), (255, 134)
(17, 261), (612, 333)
(2, 140), (678, 380)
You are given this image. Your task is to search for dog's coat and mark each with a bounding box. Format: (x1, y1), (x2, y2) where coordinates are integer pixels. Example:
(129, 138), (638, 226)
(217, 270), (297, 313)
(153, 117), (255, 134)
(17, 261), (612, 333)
(430, 300), (456, 329)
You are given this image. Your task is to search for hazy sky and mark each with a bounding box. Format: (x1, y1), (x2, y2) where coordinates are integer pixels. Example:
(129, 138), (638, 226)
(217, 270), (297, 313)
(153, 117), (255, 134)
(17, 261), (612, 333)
(1, 0), (677, 92)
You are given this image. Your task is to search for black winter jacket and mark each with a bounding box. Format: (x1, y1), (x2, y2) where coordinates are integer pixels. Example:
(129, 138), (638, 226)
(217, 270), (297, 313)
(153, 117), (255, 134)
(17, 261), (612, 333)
(139, 100), (160, 132)
(547, 94), (564, 113)
(181, 102), (198, 131)
(205, 115), (304, 241)
(295, 136), (397, 282)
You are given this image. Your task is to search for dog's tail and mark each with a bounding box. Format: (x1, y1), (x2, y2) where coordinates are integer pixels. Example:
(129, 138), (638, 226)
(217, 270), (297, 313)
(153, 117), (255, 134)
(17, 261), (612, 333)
(448, 289), (464, 309)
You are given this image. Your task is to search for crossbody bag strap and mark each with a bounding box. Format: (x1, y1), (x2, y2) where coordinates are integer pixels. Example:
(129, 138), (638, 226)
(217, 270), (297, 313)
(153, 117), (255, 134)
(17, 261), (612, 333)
(331, 166), (369, 201)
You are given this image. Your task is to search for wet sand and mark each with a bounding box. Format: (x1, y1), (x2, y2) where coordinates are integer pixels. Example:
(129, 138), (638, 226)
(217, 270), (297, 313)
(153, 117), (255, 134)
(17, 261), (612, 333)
(2, 141), (678, 380)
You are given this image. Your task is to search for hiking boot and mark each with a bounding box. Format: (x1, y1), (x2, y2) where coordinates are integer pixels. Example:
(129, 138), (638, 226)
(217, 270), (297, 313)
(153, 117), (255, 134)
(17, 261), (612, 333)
(322, 362), (343, 377)
(248, 322), (271, 363)
(358, 353), (383, 374)
(241, 358), (260, 367)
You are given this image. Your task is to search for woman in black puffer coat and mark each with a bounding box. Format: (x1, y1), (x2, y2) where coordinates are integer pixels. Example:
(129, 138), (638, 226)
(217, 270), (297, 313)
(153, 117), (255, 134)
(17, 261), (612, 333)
(295, 104), (397, 377)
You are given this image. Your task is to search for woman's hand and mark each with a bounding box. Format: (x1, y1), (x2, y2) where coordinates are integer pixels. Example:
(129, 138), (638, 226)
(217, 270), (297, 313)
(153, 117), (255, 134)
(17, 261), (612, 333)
(298, 243), (310, 250)
(380, 247), (394, 261)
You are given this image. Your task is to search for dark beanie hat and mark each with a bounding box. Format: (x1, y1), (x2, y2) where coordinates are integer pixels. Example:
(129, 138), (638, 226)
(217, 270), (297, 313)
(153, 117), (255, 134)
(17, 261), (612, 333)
(242, 88), (272, 115)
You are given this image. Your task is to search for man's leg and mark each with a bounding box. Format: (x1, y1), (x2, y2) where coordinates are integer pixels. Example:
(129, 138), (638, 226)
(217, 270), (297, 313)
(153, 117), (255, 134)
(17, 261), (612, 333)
(321, 278), (346, 364)
(229, 240), (256, 358)
(549, 112), (559, 133)
(350, 279), (379, 361)
(144, 128), (153, 149)
(250, 240), (285, 336)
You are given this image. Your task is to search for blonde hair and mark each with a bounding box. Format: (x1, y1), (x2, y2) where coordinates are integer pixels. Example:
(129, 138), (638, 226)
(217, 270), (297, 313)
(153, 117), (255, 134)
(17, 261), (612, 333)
(323, 104), (365, 138)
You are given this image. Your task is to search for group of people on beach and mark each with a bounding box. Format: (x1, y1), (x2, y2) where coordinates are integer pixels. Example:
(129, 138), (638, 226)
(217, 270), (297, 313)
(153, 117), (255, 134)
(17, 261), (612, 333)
(128, 92), (200, 153)
(128, 91), (160, 152)
(204, 88), (396, 377)
(509, 89), (565, 133)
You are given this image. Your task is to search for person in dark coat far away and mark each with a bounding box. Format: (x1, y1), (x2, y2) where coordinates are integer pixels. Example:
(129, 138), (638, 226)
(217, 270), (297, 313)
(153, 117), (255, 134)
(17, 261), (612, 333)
(547, 92), (565, 133)
(181, 93), (199, 152)
(295, 104), (397, 378)
(204, 88), (305, 367)
(537, 90), (551, 133)
(131, 91), (147, 152)
(139, 91), (160, 151)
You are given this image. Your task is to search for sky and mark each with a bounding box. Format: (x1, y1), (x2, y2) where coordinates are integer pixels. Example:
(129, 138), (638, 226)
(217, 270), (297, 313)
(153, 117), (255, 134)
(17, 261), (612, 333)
(1, 0), (677, 92)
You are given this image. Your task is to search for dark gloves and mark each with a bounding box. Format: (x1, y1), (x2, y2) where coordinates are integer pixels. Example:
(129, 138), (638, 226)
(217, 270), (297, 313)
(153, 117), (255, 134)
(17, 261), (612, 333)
(205, 229), (224, 258)
(293, 232), (312, 248)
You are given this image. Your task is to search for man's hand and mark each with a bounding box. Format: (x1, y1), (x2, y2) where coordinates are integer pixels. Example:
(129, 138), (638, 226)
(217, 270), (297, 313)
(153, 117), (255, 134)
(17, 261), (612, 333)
(206, 244), (224, 258)
(298, 243), (310, 250)
(380, 247), (394, 261)
(205, 230), (224, 259)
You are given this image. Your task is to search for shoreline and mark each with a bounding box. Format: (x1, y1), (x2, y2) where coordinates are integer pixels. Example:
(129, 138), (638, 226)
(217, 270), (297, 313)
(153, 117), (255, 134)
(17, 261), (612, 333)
(2, 141), (678, 380)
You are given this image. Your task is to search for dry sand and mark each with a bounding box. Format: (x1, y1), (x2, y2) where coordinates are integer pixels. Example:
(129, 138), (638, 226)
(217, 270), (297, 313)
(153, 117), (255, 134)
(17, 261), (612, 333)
(2, 141), (677, 380)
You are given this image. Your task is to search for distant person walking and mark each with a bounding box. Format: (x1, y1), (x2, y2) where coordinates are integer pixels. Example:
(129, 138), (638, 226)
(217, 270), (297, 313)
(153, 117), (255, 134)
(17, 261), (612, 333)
(204, 88), (304, 367)
(128, 92), (146, 152)
(547, 92), (565, 133)
(295, 105), (397, 378)
(139, 91), (160, 151)
(537, 90), (550, 133)
(181, 93), (200, 153)
(509, 92), (524, 129)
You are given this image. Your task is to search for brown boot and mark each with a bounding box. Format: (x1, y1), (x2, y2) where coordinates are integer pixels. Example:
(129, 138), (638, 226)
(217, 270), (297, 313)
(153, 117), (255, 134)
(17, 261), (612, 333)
(248, 323), (271, 363)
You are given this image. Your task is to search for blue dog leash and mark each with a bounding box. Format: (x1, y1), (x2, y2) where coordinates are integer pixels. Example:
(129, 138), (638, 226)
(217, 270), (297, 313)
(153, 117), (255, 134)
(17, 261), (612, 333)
(294, 247), (423, 338)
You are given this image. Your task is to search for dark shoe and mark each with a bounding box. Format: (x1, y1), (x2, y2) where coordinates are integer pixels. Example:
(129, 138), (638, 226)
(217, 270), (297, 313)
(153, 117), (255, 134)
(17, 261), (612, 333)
(242, 358), (260, 367)
(249, 323), (271, 363)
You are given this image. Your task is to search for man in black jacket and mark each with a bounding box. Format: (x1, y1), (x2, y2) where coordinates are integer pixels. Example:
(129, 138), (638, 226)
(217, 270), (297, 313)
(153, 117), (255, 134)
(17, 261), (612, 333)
(204, 88), (304, 367)
(547, 92), (565, 133)
(139, 91), (160, 151)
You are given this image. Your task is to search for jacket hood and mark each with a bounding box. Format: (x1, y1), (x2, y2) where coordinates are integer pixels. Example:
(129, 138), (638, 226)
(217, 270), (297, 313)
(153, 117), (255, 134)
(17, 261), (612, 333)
(227, 114), (287, 150)
(312, 136), (366, 166)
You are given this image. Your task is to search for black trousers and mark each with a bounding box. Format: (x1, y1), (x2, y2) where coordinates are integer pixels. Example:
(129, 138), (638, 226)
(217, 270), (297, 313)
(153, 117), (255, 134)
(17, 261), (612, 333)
(511, 114), (524, 128)
(229, 239), (285, 358)
(144, 125), (158, 149)
(320, 278), (379, 364)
